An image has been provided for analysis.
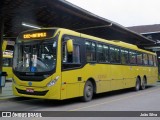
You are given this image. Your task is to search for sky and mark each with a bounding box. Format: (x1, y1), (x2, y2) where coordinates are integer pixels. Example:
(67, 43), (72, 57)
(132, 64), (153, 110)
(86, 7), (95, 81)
(67, 0), (160, 27)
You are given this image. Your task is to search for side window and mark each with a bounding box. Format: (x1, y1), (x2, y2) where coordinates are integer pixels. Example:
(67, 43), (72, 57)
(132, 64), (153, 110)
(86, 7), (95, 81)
(148, 54), (153, 66)
(137, 52), (143, 65)
(62, 42), (80, 64)
(62, 43), (67, 63)
(129, 50), (137, 64)
(143, 54), (148, 65)
(97, 44), (109, 63)
(121, 49), (129, 64)
(103, 45), (109, 62)
(153, 56), (157, 67)
(73, 45), (80, 63)
(62, 36), (82, 70)
(97, 44), (104, 62)
(85, 41), (96, 62)
(110, 46), (120, 63)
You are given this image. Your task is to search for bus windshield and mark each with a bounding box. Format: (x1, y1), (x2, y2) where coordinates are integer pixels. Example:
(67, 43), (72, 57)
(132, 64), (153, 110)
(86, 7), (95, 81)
(13, 39), (57, 73)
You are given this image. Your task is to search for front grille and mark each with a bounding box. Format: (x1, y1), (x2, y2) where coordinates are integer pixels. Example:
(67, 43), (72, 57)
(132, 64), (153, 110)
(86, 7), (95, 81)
(16, 88), (48, 96)
(16, 75), (45, 81)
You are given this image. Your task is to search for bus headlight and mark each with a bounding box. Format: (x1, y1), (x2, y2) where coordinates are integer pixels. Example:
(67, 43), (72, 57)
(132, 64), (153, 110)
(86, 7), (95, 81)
(47, 76), (59, 87)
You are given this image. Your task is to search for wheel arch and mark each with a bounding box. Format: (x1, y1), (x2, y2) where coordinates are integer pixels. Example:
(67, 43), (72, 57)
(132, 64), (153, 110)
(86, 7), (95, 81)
(86, 77), (97, 94)
(143, 75), (147, 84)
(137, 75), (141, 84)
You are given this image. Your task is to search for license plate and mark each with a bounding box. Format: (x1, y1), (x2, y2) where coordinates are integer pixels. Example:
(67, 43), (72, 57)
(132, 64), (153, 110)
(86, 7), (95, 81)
(26, 88), (34, 93)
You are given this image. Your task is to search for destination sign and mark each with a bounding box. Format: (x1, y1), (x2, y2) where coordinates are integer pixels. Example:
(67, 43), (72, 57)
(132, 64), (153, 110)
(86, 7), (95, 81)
(18, 29), (57, 41)
(23, 32), (47, 39)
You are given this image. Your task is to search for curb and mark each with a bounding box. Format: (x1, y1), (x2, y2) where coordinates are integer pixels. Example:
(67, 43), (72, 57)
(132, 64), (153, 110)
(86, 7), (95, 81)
(0, 96), (17, 100)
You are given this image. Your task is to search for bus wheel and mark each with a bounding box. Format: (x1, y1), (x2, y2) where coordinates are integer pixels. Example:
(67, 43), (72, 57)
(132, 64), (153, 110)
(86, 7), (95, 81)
(135, 77), (140, 91)
(82, 81), (93, 102)
(141, 77), (146, 90)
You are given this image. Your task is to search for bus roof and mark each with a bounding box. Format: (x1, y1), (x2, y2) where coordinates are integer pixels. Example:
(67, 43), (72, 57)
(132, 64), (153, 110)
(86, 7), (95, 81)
(57, 28), (156, 55)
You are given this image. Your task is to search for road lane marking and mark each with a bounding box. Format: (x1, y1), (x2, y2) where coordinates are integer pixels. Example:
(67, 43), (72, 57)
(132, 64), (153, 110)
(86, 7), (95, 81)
(31, 87), (160, 119)
(70, 87), (160, 111)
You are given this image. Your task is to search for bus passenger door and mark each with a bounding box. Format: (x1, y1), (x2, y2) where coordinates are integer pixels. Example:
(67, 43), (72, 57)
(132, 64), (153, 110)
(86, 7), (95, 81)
(61, 35), (84, 99)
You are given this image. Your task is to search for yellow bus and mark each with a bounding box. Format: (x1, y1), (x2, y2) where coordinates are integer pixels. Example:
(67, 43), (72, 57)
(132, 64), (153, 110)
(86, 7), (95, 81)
(2, 40), (13, 80)
(2, 54), (13, 80)
(12, 28), (158, 101)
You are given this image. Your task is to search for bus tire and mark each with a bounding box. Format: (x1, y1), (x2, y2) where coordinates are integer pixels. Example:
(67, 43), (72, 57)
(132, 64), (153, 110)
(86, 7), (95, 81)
(141, 77), (147, 90)
(82, 81), (93, 102)
(135, 77), (140, 91)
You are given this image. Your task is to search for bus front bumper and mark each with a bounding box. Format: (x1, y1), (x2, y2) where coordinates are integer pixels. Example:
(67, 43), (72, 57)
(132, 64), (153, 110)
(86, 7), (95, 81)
(12, 83), (61, 100)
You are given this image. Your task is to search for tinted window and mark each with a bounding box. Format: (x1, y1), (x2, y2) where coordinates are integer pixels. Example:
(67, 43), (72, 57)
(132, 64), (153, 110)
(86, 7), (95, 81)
(103, 45), (109, 62)
(73, 45), (80, 63)
(86, 41), (96, 62)
(97, 44), (104, 62)
(143, 54), (148, 65)
(110, 46), (120, 63)
(148, 54), (153, 66)
(121, 49), (129, 64)
(137, 52), (143, 65)
(97, 44), (109, 63)
(153, 56), (157, 66)
(63, 43), (80, 64)
(129, 51), (137, 64)
(62, 43), (67, 63)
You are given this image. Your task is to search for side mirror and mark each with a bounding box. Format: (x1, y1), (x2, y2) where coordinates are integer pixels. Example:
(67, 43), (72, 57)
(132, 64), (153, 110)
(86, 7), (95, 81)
(67, 39), (73, 53)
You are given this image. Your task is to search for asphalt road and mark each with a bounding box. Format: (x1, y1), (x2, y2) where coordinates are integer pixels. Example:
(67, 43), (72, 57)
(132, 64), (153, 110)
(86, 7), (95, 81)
(0, 82), (160, 120)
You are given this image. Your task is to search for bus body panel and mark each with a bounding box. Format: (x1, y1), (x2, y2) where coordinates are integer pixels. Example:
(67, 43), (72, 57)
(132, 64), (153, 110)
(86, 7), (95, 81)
(12, 72), (62, 99)
(2, 67), (13, 79)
